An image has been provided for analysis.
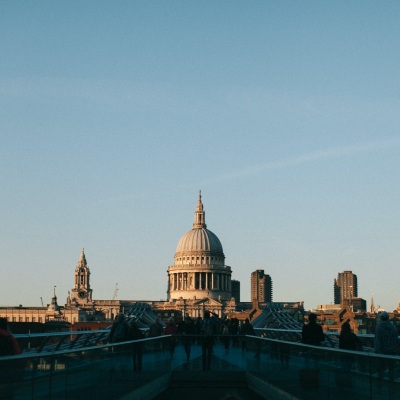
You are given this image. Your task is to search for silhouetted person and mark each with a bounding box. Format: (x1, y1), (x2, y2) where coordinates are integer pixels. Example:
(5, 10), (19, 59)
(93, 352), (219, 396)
(337, 321), (362, 388)
(0, 318), (22, 400)
(339, 321), (362, 351)
(302, 313), (325, 346)
(149, 317), (164, 350)
(180, 317), (195, 361)
(109, 313), (129, 343)
(0, 318), (21, 356)
(241, 318), (255, 352)
(127, 320), (144, 373)
(201, 311), (214, 370)
(375, 311), (397, 382)
(222, 320), (230, 349)
(300, 313), (325, 390)
(149, 317), (164, 337)
(164, 317), (178, 358)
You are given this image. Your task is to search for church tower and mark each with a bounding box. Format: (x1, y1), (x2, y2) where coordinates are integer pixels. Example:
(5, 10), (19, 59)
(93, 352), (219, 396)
(71, 248), (93, 305)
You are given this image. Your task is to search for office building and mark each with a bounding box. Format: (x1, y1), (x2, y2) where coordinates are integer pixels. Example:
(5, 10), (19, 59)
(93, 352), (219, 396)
(231, 280), (240, 302)
(251, 270), (272, 303)
(334, 270), (358, 305)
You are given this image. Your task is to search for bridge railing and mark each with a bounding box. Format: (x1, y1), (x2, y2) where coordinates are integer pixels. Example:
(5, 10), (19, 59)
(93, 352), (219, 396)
(254, 327), (385, 351)
(0, 334), (170, 400)
(245, 335), (400, 400)
(2, 330), (400, 399)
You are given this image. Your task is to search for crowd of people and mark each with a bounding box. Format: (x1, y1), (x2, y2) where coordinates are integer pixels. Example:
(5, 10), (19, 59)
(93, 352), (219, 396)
(107, 312), (254, 372)
(1, 309), (399, 392)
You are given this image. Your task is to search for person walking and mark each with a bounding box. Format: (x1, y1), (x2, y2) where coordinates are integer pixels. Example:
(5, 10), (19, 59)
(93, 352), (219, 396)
(222, 320), (230, 350)
(164, 317), (178, 358)
(300, 313), (325, 390)
(240, 318), (255, 352)
(201, 311), (214, 371)
(109, 313), (129, 344)
(375, 311), (398, 382)
(181, 317), (195, 361)
(127, 320), (144, 373)
(149, 317), (164, 351)
(149, 317), (164, 337)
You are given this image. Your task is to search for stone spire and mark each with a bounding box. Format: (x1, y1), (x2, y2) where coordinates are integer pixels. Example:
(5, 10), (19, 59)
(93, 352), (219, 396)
(193, 191), (207, 229)
(370, 293), (375, 313)
(48, 286), (59, 311)
(78, 248), (87, 267)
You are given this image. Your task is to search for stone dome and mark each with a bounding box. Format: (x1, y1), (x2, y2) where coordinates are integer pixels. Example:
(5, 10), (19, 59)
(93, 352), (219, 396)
(175, 227), (224, 255)
(174, 192), (224, 257)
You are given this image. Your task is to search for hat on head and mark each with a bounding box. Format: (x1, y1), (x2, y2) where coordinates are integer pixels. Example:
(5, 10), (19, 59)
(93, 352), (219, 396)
(381, 311), (389, 320)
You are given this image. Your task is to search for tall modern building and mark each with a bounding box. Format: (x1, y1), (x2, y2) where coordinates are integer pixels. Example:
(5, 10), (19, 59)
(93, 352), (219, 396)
(334, 270), (358, 305)
(251, 270), (272, 303)
(231, 280), (240, 302)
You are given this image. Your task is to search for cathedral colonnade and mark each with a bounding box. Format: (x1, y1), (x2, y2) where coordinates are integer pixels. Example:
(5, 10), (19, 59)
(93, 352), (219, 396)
(169, 271), (231, 292)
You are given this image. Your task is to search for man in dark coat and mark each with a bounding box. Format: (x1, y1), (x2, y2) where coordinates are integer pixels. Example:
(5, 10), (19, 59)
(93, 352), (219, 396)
(300, 313), (325, 389)
(375, 311), (398, 382)
(302, 313), (325, 346)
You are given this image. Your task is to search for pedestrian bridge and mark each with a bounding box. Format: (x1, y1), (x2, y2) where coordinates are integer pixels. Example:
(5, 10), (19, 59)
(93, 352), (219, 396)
(1, 329), (399, 400)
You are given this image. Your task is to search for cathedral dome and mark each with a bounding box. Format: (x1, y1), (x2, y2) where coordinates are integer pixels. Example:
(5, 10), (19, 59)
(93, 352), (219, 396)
(168, 193), (231, 303)
(176, 227), (223, 254)
(174, 192), (224, 257)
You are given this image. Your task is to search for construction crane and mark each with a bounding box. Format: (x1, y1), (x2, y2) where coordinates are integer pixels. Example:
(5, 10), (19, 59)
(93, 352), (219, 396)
(112, 283), (119, 301)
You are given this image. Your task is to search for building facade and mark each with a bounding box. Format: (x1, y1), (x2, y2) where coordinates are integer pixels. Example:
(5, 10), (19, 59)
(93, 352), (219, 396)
(1, 194), (240, 325)
(231, 280), (240, 302)
(251, 269), (273, 303)
(334, 270), (358, 305)
(167, 193), (233, 302)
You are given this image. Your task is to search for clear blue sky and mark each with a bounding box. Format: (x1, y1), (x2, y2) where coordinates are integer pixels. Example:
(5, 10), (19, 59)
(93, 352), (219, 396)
(1, 2), (400, 311)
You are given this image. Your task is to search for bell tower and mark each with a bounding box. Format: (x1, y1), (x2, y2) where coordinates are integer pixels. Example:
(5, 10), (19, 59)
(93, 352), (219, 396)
(71, 248), (93, 305)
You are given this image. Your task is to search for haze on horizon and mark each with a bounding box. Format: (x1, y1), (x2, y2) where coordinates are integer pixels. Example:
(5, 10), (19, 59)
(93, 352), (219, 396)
(1, 2), (400, 312)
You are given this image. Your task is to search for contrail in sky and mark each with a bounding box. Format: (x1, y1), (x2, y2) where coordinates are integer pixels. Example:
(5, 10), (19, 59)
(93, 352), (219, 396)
(200, 136), (400, 185)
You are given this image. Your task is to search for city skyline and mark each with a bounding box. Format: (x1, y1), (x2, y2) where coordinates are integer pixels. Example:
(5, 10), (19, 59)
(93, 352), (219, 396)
(1, 2), (400, 311)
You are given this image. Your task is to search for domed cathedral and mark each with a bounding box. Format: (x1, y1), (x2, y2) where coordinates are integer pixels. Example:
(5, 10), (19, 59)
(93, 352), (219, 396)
(165, 193), (236, 317)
